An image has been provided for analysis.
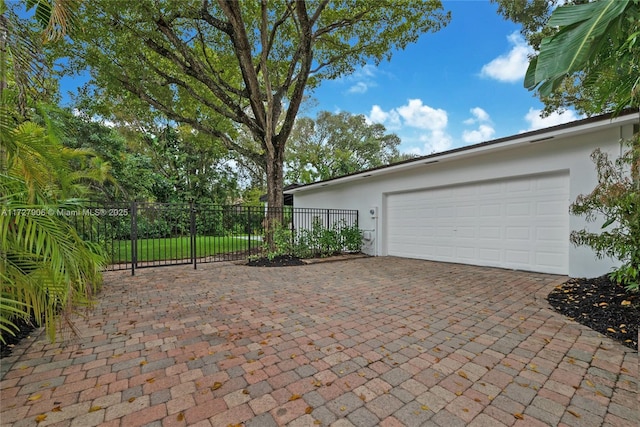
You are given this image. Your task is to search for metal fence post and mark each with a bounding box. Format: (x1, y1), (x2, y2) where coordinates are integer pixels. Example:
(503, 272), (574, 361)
(247, 206), (251, 254)
(131, 201), (137, 276)
(190, 202), (197, 269)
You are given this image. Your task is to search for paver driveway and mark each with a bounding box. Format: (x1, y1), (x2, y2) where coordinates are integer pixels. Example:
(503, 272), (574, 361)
(1, 257), (637, 427)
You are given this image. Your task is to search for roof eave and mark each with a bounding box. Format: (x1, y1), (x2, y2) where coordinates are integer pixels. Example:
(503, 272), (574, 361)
(286, 109), (639, 194)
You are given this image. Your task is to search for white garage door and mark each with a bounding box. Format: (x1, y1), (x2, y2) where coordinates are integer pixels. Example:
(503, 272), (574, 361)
(386, 172), (570, 274)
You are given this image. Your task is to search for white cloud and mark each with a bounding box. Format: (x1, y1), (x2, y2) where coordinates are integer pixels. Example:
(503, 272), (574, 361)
(348, 82), (368, 94)
(463, 124), (495, 144)
(470, 107), (490, 123)
(344, 64), (379, 95)
(480, 32), (533, 83)
(396, 99), (448, 131)
(462, 107), (495, 144)
(366, 99), (452, 155)
(367, 105), (401, 130)
(420, 130), (452, 154)
(522, 108), (581, 131)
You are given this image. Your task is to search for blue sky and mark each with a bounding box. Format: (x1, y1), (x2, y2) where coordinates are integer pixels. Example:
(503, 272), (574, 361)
(308, 0), (580, 155)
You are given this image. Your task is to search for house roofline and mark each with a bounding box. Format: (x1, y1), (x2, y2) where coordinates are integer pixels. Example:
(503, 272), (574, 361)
(286, 109), (639, 194)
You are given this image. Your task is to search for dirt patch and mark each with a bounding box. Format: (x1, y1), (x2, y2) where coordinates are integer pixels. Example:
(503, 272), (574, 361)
(547, 275), (638, 350)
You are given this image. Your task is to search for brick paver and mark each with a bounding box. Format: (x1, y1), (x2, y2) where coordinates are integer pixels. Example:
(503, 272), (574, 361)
(1, 257), (637, 426)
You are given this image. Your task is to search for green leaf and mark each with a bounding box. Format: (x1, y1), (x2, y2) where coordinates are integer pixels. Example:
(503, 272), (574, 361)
(35, 1), (52, 29)
(601, 217), (615, 229)
(527, 0), (630, 95)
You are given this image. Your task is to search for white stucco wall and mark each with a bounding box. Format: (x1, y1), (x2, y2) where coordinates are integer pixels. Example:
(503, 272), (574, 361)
(288, 114), (638, 278)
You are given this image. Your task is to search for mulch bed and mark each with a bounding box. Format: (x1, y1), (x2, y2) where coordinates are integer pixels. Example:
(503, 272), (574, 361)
(246, 254), (306, 267)
(547, 275), (639, 350)
(0, 316), (37, 359)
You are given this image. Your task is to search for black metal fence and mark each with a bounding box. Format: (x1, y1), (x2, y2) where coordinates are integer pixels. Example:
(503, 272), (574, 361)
(71, 203), (358, 274)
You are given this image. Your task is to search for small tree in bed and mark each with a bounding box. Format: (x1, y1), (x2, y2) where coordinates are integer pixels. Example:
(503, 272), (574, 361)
(570, 137), (640, 292)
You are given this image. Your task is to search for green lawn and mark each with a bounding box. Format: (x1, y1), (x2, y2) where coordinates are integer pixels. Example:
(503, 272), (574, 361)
(107, 235), (261, 263)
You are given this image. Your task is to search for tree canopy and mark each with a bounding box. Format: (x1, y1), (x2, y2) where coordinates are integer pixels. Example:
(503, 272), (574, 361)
(64, 0), (450, 209)
(284, 111), (402, 184)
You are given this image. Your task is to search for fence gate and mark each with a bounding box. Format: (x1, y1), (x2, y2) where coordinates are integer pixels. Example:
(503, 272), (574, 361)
(74, 203), (358, 275)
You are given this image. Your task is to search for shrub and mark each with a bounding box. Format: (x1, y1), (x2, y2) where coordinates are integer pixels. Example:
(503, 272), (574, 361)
(262, 217), (363, 260)
(570, 138), (639, 292)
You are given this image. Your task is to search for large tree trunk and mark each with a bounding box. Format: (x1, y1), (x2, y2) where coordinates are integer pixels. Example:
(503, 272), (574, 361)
(263, 139), (285, 249)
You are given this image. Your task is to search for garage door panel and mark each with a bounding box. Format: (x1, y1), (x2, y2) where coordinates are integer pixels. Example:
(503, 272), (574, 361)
(478, 248), (501, 262)
(506, 250), (530, 264)
(480, 204), (501, 217)
(537, 201), (565, 216)
(506, 227), (529, 240)
(506, 202), (531, 216)
(387, 172), (569, 274)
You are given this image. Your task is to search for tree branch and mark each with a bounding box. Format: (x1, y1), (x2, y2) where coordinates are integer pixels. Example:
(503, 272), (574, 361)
(117, 73), (261, 164)
(217, 0), (267, 136)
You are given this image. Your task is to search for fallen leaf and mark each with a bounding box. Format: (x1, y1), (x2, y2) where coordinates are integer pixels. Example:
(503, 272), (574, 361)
(28, 394), (42, 401)
(139, 360), (147, 366)
(146, 378), (155, 383)
(340, 406), (346, 411)
(177, 413), (185, 421)
(52, 406), (62, 412)
(242, 389), (250, 394)
(514, 413), (524, 420)
(359, 394), (366, 401)
(211, 382), (222, 390)
(35, 414), (47, 423)
(421, 405), (429, 411)
(305, 406), (313, 414)
(567, 409), (581, 418)
(128, 397), (136, 403)
(89, 406), (102, 412)
(455, 391), (462, 396)
(458, 371), (468, 379)
(585, 380), (595, 387)
(621, 300), (631, 306)
(289, 394), (301, 401)
(607, 328), (616, 333)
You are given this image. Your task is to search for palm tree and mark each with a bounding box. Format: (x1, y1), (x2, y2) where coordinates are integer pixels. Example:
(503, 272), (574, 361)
(1, 0), (107, 343)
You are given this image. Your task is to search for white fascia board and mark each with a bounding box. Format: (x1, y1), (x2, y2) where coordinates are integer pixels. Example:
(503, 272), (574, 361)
(286, 111), (639, 194)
